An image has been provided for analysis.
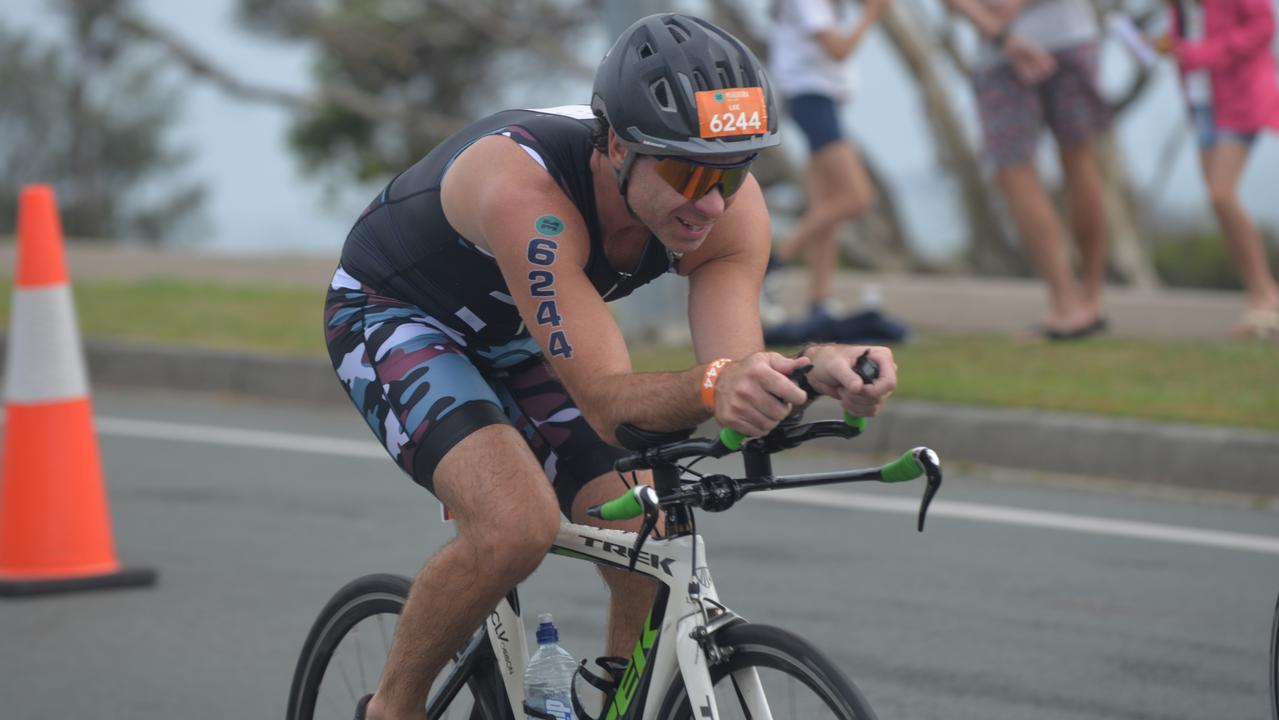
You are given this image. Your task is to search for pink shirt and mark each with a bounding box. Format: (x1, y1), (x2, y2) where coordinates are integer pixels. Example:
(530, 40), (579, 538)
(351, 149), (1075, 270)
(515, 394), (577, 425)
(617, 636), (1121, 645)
(1171, 0), (1279, 133)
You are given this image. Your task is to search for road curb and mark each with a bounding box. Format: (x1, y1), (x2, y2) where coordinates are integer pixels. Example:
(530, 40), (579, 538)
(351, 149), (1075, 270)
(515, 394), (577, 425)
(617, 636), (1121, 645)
(845, 399), (1276, 496)
(4, 339), (1274, 495)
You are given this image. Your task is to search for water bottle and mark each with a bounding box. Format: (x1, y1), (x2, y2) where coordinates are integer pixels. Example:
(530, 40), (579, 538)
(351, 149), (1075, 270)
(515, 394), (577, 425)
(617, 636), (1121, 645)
(524, 613), (576, 720)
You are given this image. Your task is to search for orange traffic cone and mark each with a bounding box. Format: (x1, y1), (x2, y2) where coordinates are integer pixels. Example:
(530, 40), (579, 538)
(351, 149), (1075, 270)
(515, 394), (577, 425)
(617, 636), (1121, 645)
(0, 184), (155, 596)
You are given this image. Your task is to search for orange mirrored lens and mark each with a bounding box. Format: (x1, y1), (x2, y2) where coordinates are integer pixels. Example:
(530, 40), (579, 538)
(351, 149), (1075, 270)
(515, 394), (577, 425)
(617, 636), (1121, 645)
(653, 157), (752, 200)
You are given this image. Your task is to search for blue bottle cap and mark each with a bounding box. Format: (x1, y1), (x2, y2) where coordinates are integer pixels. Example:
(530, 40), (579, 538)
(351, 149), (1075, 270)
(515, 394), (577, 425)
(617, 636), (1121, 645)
(536, 613), (558, 644)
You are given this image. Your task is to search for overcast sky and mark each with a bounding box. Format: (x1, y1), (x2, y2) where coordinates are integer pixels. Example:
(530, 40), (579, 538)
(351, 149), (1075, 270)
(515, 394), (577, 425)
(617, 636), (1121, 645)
(5, 0), (1278, 259)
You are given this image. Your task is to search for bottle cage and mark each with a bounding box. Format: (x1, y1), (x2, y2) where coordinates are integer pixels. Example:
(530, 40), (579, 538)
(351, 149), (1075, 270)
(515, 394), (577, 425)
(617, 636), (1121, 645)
(571, 655), (630, 720)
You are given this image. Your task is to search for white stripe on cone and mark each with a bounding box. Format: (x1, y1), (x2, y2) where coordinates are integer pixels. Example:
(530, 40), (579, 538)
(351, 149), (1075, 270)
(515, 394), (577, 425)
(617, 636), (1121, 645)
(4, 285), (90, 404)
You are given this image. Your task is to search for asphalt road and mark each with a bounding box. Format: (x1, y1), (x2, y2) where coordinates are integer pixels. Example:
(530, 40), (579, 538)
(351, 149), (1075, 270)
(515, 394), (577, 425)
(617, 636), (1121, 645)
(1, 388), (1275, 720)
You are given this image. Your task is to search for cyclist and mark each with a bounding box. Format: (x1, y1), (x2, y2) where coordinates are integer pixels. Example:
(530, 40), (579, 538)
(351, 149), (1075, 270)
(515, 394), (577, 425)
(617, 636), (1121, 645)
(323, 13), (897, 720)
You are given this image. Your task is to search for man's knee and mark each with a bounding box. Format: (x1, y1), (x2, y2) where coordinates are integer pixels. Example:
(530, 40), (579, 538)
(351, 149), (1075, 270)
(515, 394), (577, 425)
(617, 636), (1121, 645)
(471, 498), (560, 581)
(435, 426), (562, 581)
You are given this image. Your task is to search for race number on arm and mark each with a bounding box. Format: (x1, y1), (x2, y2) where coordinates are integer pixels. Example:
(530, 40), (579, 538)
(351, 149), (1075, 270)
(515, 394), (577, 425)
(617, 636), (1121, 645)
(440, 136), (709, 442)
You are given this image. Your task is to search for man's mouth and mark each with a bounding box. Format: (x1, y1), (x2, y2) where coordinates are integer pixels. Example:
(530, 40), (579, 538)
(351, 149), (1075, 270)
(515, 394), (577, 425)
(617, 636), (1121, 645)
(676, 217), (706, 233)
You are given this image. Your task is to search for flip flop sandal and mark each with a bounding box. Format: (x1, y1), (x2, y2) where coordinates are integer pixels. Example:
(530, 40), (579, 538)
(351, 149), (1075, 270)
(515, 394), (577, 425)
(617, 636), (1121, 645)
(1233, 308), (1279, 340)
(1030, 316), (1108, 341)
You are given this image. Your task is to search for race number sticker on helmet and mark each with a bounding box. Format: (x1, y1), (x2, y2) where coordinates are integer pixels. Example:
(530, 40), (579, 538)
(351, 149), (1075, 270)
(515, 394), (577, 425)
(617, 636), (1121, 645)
(695, 87), (767, 139)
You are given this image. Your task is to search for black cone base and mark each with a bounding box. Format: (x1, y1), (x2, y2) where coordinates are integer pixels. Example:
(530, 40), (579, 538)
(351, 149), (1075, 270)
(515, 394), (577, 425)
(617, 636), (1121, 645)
(0, 566), (157, 598)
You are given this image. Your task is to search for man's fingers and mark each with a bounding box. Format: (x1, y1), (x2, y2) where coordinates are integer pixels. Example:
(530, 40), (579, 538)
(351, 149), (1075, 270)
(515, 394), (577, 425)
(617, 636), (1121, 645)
(863, 349), (898, 396)
(724, 404), (775, 438)
(764, 372), (809, 406)
(823, 355), (863, 392)
(767, 352), (812, 375)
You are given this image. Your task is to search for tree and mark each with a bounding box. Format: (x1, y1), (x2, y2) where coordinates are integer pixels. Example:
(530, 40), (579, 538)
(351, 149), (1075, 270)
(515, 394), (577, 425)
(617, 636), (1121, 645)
(116, 0), (605, 185)
(107, 0), (1177, 282)
(0, 0), (204, 244)
(232, 0), (603, 183)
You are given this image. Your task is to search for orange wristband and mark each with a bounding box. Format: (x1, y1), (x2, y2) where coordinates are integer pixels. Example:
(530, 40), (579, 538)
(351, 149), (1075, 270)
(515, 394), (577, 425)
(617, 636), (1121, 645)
(700, 358), (733, 412)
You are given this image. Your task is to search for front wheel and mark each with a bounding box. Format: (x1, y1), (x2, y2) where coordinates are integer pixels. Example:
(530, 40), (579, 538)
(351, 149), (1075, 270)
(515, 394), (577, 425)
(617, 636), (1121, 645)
(286, 573), (506, 720)
(656, 623), (877, 719)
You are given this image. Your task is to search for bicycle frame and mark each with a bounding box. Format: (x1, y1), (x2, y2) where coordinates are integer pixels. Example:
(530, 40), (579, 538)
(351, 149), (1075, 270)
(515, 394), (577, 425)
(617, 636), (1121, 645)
(443, 519), (735, 720)
(424, 418), (940, 720)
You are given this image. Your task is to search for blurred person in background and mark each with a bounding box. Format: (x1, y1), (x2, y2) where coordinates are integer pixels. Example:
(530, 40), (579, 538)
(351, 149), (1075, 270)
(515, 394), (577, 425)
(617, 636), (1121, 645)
(946, 0), (1112, 340)
(764, 0), (910, 346)
(1158, 0), (1279, 340)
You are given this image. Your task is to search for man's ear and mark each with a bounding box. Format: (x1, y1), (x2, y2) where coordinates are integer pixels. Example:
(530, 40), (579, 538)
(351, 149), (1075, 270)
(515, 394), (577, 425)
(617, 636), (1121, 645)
(607, 129), (629, 169)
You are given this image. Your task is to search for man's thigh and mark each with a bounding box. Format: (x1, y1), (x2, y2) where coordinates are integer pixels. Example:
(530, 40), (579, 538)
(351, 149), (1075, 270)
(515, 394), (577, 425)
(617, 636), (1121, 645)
(493, 358), (629, 518)
(325, 276), (514, 493)
(432, 423), (559, 529)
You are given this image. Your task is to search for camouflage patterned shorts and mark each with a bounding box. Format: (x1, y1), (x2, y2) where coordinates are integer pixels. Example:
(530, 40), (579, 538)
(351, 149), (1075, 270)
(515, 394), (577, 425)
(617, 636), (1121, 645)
(323, 266), (625, 515)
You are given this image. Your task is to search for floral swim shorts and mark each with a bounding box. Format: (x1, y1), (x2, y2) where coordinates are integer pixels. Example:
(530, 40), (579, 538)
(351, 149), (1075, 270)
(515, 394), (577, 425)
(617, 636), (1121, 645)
(973, 42), (1111, 167)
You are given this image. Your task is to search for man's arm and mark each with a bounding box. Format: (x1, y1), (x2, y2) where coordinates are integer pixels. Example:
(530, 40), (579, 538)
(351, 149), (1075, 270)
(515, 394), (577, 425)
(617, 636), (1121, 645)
(684, 175), (771, 363)
(681, 174), (900, 424)
(442, 137), (804, 443)
(442, 136), (705, 442)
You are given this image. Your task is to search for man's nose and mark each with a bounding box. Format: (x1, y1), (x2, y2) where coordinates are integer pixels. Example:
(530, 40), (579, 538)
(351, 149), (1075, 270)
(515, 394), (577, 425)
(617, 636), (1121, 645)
(691, 186), (726, 218)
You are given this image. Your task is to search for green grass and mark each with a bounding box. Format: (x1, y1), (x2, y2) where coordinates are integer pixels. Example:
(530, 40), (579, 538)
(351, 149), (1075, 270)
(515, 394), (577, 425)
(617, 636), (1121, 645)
(630, 338), (1279, 432)
(1, 279), (1276, 431)
(0, 279), (327, 357)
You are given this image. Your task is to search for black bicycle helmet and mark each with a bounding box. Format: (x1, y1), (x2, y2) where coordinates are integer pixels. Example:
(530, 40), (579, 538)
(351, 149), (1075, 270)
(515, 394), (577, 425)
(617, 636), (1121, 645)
(591, 13), (780, 157)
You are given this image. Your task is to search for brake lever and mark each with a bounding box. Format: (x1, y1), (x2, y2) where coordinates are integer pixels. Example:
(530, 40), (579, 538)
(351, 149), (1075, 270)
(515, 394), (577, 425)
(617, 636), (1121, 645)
(914, 448), (943, 532)
(626, 485), (661, 572)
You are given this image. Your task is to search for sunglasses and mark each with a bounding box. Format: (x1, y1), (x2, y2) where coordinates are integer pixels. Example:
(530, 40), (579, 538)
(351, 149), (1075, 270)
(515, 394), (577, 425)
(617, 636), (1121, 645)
(651, 153), (758, 200)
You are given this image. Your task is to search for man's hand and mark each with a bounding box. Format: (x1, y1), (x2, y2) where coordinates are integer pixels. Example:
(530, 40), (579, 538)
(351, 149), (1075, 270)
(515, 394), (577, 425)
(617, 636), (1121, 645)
(1002, 33), (1057, 85)
(1152, 33), (1174, 56)
(713, 352), (810, 437)
(800, 345), (897, 418)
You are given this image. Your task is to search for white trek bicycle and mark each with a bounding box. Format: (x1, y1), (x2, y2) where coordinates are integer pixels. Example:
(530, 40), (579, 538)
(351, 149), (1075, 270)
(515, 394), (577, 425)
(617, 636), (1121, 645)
(287, 360), (943, 720)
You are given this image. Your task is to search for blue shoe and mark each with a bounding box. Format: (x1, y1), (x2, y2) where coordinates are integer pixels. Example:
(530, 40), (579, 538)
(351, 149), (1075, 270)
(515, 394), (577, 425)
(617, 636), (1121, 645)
(763, 307), (838, 346)
(827, 309), (911, 344)
(763, 317), (812, 346)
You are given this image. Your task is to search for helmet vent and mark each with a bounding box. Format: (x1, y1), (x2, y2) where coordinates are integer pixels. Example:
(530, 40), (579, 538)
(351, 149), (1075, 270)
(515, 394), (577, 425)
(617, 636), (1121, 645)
(717, 67), (733, 87)
(691, 69), (708, 91)
(650, 78), (676, 111)
(667, 23), (691, 43)
(638, 42), (655, 58)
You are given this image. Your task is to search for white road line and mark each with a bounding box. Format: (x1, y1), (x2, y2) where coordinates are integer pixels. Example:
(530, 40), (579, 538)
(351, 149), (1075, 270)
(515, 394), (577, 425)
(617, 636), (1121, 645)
(95, 416), (387, 459)
(762, 489), (1279, 556)
(91, 415), (1279, 555)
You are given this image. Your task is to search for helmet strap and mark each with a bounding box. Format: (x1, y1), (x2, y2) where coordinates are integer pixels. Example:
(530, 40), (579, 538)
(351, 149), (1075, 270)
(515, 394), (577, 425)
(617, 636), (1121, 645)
(615, 150), (641, 222)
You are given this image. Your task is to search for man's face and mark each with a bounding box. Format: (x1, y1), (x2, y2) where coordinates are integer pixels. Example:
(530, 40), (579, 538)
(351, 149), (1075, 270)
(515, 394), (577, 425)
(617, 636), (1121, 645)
(609, 133), (753, 254)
